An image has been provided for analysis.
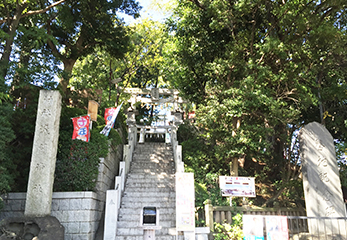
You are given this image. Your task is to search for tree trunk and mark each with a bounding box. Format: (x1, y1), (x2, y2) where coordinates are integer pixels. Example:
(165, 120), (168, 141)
(1, 3), (27, 79)
(59, 59), (76, 96)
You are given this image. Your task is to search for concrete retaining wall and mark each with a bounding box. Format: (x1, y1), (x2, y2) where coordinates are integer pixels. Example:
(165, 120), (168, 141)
(0, 139), (123, 240)
(0, 192), (99, 240)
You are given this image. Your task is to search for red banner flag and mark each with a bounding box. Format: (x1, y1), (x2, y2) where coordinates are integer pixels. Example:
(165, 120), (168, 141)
(104, 107), (117, 128)
(101, 103), (123, 137)
(72, 115), (90, 142)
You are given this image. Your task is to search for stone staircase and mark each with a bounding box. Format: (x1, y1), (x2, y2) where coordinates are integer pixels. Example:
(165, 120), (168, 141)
(115, 142), (177, 240)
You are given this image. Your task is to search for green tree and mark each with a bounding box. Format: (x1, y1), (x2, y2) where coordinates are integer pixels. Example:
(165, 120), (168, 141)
(0, 0), (66, 80)
(70, 19), (169, 115)
(0, 82), (15, 209)
(44, 0), (141, 95)
(167, 0), (347, 206)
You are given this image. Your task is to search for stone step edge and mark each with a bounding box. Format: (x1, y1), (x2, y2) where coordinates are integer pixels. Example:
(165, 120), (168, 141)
(116, 228), (182, 236)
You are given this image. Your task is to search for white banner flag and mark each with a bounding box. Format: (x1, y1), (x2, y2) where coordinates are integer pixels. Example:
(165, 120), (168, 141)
(100, 102), (123, 136)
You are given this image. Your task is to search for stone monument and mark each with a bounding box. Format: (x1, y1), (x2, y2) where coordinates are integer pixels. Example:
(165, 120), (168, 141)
(25, 90), (62, 217)
(300, 122), (346, 236)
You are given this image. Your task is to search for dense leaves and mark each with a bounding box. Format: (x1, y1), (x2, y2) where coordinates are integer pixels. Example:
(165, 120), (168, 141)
(54, 111), (109, 191)
(45, 0), (141, 93)
(0, 0), (141, 194)
(168, 0), (347, 207)
(1, 0), (347, 211)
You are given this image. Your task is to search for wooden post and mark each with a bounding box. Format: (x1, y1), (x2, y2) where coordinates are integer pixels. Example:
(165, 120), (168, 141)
(205, 199), (214, 231)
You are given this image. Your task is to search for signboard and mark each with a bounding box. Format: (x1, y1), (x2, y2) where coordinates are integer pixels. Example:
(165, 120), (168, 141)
(219, 176), (256, 197)
(243, 215), (264, 240)
(88, 100), (99, 121)
(265, 216), (289, 240)
(176, 172), (195, 231)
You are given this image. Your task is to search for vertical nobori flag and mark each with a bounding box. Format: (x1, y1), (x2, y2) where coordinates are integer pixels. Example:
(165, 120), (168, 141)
(72, 115), (90, 142)
(100, 102), (123, 136)
(104, 107), (117, 127)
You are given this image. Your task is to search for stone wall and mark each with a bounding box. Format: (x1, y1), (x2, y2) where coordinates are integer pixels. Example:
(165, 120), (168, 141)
(0, 141), (123, 240)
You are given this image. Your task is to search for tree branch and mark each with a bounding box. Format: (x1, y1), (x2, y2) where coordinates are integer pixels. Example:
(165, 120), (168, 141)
(22, 0), (66, 18)
(0, 0), (66, 24)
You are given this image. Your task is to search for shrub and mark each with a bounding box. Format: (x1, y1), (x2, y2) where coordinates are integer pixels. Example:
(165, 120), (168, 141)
(0, 103), (16, 210)
(214, 213), (244, 240)
(53, 106), (122, 192)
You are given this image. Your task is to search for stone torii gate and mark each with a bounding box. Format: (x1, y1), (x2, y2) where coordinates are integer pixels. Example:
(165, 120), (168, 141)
(124, 87), (187, 143)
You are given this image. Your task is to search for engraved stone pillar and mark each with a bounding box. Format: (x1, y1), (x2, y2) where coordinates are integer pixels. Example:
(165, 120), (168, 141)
(25, 90), (62, 217)
(300, 122), (346, 236)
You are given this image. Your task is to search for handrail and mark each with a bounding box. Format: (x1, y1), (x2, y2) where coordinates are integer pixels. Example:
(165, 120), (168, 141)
(204, 199), (307, 232)
(104, 128), (134, 240)
(135, 124), (174, 129)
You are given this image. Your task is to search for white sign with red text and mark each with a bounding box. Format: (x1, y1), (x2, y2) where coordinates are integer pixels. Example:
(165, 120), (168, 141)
(219, 176), (256, 197)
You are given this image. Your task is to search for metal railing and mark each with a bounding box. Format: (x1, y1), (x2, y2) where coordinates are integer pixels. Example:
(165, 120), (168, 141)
(204, 199), (307, 231)
(287, 216), (347, 240)
(245, 215), (347, 240)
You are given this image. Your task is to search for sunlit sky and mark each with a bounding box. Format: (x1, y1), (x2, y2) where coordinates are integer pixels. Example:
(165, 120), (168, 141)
(120, 0), (173, 24)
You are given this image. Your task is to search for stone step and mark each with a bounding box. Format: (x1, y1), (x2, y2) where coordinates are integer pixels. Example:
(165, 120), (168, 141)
(123, 191), (175, 198)
(134, 150), (173, 154)
(133, 154), (173, 158)
(132, 153), (173, 157)
(122, 193), (176, 203)
(118, 220), (174, 228)
(125, 177), (174, 184)
(130, 159), (175, 167)
(119, 207), (176, 216)
(127, 173), (175, 179)
(131, 160), (174, 165)
(115, 143), (177, 240)
(134, 144), (171, 149)
(129, 166), (174, 172)
(118, 213), (175, 222)
(124, 182), (175, 187)
(117, 227), (172, 236)
(129, 169), (176, 175)
(134, 149), (172, 154)
(123, 186), (174, 193)
(128, 169), (174, 175)
(132, 154), (173, 158)
(115, 235), (182, 240)
(123, 189), (174, 195)
(125, 182), (174, 188)
(133, 151), (172, 155)
(124, 181), (174, 187)
(121, 201), (175, 209)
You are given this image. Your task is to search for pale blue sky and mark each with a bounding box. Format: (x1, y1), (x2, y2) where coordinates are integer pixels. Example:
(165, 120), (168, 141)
(120, 0), (173, 24)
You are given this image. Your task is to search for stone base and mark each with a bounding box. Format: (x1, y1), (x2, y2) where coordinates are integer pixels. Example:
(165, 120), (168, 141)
(291, 233), (346, 240)
(0, 216), (64, 240)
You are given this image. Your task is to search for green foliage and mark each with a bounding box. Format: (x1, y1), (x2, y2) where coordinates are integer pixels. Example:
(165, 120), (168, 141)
(8, 87), (40, 192)
(338, 148), (347, 188)
(1, 1), (65, 82)
(179, 122), (230, 220)
(46, 0), (141, 92)
(54, 127), (109, 192)
(214, 213), (244, 240)
(0, 83), (15, 209)
(168, 0), (347, 207)
(54, 106), (121, 192)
